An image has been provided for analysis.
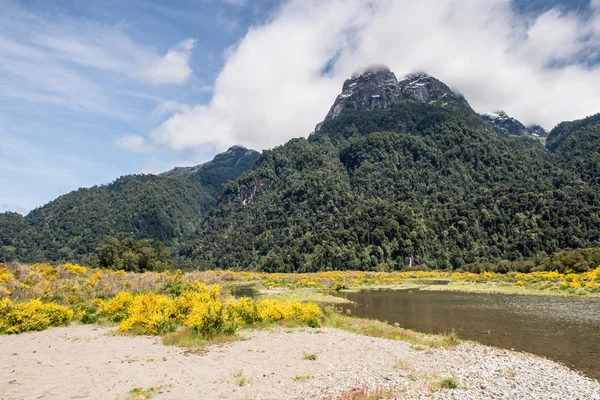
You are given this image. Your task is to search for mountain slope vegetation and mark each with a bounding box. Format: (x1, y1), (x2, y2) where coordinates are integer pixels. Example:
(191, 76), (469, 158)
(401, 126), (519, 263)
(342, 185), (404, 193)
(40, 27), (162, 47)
(0, 147), (259, 263)
(2, 67), (599, 271)
(188, 101), (600, 271)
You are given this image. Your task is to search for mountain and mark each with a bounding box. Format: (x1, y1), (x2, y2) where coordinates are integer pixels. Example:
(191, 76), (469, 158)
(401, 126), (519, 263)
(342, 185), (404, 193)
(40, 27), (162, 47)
(316, 66), (468, 131)
(0, 146), (259, 262)
(161, 146), (260, 197)
(3, 66), (599, 270)
(188, 67), (599, 272)
(547, 113), (600, 185)
(482, 111), (548, 137)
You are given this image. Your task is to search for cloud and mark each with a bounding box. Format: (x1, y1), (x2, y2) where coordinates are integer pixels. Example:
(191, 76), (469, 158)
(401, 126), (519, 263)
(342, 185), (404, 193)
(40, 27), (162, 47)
(152, 0), (600, 154)
(115, 134), (154, 153)
(0, 4), (196, 120)
(152, 100), (191, 118)
(139, 39), (196, 84)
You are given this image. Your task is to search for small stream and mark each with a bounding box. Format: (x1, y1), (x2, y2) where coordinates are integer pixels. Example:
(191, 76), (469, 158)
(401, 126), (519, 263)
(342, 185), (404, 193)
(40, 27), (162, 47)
(336, 289), (600, 380)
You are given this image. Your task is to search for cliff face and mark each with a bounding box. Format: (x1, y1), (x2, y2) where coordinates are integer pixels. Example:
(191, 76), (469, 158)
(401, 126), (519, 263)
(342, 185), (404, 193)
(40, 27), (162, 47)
(315, 65), (468, 131)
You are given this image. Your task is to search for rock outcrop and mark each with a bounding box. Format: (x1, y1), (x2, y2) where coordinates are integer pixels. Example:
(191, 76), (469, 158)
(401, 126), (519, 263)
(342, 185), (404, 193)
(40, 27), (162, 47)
(316, 65), (468, 131)
(482, 111), (548, 137)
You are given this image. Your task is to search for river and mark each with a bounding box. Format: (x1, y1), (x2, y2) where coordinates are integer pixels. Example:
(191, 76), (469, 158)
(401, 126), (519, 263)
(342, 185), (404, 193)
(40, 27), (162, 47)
(336, 289), (600, 380)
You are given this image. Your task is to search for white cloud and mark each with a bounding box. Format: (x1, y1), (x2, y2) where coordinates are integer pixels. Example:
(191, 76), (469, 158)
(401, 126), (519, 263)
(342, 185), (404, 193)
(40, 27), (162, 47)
(139, 39), (196, 84)
(115, 134), (153, 153)
(152, 0), (600, 154)
(0, 6), (196, 120)
(152, 100), (191, 118)
(37, 33), (196, 84)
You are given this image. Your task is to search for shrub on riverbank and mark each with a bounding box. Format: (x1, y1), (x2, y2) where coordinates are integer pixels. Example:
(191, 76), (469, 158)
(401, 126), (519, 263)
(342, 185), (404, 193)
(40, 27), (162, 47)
(0, 277), (323, 337)
(0, 261), (599, 324)
(0, 298), (73, 334)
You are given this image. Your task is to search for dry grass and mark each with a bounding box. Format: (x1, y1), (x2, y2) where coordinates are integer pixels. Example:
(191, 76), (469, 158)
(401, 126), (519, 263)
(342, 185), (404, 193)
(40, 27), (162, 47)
(162, 326), (244, 353)
(126, 385), (170, 400)
(328, 385), (399, 400)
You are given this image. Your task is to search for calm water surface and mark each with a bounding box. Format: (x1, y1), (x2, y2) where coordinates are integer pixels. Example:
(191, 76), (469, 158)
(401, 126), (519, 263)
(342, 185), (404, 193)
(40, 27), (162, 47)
(337, 289), (600, 380)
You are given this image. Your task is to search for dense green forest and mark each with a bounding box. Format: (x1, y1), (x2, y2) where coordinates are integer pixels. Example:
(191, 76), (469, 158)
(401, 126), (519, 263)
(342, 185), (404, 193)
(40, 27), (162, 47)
(94, 236), (174, 272)
(0, 147), (259, 263)
(187, 101), (600, 271)
(2, 86), (600, 271)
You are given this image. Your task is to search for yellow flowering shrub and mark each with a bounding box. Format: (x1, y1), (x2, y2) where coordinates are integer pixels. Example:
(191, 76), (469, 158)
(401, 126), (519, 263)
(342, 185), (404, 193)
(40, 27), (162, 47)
(257, 299), (323, 326)
(61, 263), (87, 276)
(31, 264), (59, 281)
(119, 293), (174, 335)
(226, 297), (260, 325)
(0, 268), (15, 284)
(0, 298), (73, 334)
(172, 290), (210, 321)
(184, 300), (229, 338)
(98, 292), (134, 322)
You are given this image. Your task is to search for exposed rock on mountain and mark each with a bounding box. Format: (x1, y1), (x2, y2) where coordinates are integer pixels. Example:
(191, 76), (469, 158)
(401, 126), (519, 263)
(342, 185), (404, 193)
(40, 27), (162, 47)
(526, 124), (549, 137)
(315, 65), (468, 131)
(195, 66), (600, 271)
(482, 111), (548, 137)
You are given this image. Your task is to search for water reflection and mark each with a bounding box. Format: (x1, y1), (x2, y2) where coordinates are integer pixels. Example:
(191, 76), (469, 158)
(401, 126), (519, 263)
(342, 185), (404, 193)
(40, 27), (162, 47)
(337, 289), (600, 380)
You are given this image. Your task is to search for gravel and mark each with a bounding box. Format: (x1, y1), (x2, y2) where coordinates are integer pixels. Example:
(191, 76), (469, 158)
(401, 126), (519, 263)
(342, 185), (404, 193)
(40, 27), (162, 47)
(0, 325), (598, 399)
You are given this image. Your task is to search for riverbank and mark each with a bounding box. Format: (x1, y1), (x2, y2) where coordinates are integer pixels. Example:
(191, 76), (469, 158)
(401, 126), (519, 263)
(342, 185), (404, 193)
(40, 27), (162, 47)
(339, 282), (600, 297)
(1, 324), (598, 400)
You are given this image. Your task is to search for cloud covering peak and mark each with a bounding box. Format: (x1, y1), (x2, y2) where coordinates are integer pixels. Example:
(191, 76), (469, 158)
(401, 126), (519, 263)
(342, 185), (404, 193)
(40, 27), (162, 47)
(151, 0), (600, 154)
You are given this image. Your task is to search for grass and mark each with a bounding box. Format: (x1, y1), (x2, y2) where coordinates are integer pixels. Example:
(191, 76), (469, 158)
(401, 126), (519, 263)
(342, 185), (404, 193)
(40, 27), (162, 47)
(257, 286), (353, 304)
(123, 355), (139, 364)
(293, 374), (313, 381)
(302, 352), (317, 360)
(233, 369), (252, 386)
(340, 281), (600, 298)
(327, 385), (398, 399)
(323, 308), (461, 348)
(439, 377), (459, 389)
(162, 326), (244, 353)
(419, 283), (600, 298)
(127, 385), (170, 400)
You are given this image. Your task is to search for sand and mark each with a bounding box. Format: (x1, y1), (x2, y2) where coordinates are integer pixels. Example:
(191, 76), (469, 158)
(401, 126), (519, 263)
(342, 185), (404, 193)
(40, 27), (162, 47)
(1, 325), (599, 400)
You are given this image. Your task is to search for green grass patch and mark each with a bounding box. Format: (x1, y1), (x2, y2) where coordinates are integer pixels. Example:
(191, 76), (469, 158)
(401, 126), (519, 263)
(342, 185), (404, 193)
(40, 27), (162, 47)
(257, 287), (353, 304)
(127, 385), (170, 399)
(293, 374), (313, 381)
(323, 308), (461, 348)
(440, 377), (459, 389)
(162, 326), (244, 353)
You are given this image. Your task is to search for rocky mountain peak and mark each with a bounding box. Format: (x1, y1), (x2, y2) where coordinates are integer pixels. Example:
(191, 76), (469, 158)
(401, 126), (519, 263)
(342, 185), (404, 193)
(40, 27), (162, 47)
(397, 72), (468, 105)
(315, 66), (468, 131)
(482, 111), (547, 137)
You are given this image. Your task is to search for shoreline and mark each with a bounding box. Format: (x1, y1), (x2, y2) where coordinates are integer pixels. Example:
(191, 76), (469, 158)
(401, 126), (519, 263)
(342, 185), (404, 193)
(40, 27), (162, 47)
(0, 324), (598, 400)
(336, 282), (600, 298)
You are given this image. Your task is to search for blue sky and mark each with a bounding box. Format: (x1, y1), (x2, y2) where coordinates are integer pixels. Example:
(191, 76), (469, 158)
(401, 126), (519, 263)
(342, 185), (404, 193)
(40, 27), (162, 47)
(1, 0), (599, 214)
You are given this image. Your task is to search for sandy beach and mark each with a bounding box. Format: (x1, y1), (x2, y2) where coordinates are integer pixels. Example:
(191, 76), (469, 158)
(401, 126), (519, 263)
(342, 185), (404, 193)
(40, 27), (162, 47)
(1, 325), (599, 400)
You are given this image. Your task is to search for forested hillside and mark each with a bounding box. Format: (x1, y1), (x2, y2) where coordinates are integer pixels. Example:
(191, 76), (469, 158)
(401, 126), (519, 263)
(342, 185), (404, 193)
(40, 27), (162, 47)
(2, 68), (599, 271)
(547, 113), (600, 185)
(0, 147), (259, 263)
(187, 99), (600, 271)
